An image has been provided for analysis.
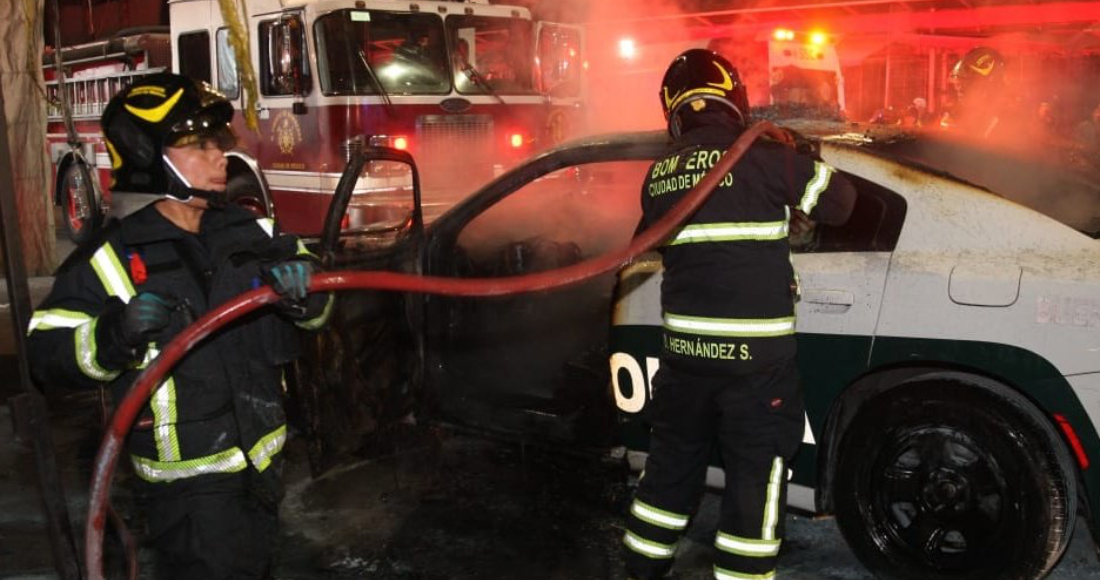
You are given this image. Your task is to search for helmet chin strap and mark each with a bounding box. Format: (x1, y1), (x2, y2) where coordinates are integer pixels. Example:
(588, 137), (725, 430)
(161, 154), (228, 209)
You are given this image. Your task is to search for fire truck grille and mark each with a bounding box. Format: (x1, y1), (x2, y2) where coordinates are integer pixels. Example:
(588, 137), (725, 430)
(415, 114), (495, 193)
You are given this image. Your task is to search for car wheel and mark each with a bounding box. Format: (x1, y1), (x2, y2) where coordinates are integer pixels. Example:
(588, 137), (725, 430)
(834, 373), (1076, 580)
(61, 161), (101, 245)
(226, 171), (270, 217)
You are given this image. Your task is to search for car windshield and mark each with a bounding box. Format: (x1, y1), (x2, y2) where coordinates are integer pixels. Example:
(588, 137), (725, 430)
(314, 9), (449, 96)
(447, 15), (536, 95)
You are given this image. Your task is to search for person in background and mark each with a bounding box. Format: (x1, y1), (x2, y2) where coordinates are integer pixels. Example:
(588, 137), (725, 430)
(26, 73), (332, 579)
(623, 49), (855, 580)
(1074, 101), (1100, 153)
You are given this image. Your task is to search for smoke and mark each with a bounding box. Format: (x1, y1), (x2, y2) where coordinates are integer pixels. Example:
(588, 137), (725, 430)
(578, 0), (704, 136)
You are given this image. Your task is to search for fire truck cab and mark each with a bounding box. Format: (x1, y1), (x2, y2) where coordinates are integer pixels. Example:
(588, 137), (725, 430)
(45, 0), (585, 242)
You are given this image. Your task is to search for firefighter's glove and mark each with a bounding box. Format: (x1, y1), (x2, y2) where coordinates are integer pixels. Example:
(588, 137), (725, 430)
(262, 260), (315, 318)
(96, 293), (176, 369)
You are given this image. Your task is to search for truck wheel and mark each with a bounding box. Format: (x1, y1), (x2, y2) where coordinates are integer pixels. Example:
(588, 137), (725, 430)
(833, 375), (1076, 580)
(61, 161), (101, 245)
(225, 171), (270, 217)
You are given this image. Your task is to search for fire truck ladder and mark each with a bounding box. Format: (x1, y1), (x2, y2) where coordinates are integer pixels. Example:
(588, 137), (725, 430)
(45, 68), (167, 122)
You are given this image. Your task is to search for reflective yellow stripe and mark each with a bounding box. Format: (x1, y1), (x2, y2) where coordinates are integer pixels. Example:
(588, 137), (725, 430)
(27, 308), (91, 334)
(296, 238), (312, 257)
(74, 319), (120, 381)
(663, 313), (795, 338)
(715, 532), (780, 557)
(123, 88), (184, 123)
(668, 220), (788, 245)
(91, 244), (136, 302)
(623, 531), (676, 559)
(714, 566), (775, 580)
(130, 447), (248, 482)
(151, 376), (180, 462)
(248, 424), (287, 472)
(631, 499), (690, 530)
(762, 457), (783, 540)
(295, 293), (334, 331)
(798, 162), (832, 215)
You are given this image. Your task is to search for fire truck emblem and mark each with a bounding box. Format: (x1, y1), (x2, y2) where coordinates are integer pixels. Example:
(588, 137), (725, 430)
(272, 110), (302, 155)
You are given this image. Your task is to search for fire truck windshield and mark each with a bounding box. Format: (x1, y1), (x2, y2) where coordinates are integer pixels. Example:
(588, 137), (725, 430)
(447, 15), (536, 95)
(315, 9), (450, 96)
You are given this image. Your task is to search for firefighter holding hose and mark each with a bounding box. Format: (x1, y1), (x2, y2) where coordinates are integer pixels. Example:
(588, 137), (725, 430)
(624, 49), (855, 580)
(27, 73), (331, 579)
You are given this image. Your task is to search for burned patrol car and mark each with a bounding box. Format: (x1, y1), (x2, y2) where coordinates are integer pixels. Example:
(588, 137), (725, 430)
(292, 125), (1100, 580)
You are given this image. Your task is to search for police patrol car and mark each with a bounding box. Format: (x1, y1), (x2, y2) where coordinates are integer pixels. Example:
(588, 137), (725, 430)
(309, 127), (1100, 580)
(610, 130), (1100, 580)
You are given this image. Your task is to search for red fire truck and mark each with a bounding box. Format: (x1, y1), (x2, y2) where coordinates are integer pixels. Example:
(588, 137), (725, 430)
(46, 0), (584, 242)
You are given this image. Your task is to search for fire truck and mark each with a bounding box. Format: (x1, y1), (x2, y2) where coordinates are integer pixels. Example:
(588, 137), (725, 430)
(45, 0), (585, 243)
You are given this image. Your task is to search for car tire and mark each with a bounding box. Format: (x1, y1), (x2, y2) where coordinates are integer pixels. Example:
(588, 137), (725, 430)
(225, 171), (270, 217)
(833, 373), (1076, 580)
(61, 161), (101, 245)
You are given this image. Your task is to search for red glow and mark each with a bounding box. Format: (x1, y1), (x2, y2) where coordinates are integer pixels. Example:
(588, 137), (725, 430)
(509, 133), (525, 148)
(1054, 413), (1090, 470)
(809, 30), (827, 45)
(393, 136), (409, 150)
(773, 28), (794, 41)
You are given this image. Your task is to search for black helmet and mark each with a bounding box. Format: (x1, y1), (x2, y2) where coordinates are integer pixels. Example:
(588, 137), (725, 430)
(101, 73), (235, 198)
(660, 49), (749, 138)
(949, 47), (1006, 96)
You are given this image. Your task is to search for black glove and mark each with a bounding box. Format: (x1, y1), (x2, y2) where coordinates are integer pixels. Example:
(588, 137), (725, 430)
(96, 292), (177, 369)
(261, 260), (315, 318)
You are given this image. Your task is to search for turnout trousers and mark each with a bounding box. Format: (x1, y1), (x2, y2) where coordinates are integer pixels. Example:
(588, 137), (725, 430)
(140, 471), (279, 580)
(624, 360), (804, 580)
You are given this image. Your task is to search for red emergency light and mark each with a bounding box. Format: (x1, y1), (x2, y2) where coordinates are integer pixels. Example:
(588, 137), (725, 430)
(508, 132), (525, 149)
(773, 28), (795, 41)
(393, 136), (409, 150)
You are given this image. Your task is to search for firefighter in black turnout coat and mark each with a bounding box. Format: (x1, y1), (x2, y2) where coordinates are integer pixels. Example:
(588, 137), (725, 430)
(27, 74), (332, 579)
(623, 49), (855, 580)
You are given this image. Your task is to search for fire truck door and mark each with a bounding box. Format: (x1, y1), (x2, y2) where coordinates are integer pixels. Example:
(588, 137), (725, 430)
(535, 23), (584, 146)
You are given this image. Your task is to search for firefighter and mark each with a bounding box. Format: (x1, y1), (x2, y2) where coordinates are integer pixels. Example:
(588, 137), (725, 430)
(27, 73), (332, 579)
(939, 47), (1010, 138)
(623, 49), (855, 580)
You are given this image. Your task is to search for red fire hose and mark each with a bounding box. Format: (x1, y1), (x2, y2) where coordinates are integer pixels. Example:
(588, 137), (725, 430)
(85, 122), (787, 580)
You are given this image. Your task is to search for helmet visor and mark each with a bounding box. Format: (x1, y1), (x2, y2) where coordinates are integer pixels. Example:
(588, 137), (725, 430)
(165, 114), (238, 151)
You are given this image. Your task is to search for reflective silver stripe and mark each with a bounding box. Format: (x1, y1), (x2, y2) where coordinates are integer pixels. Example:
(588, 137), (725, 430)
(664, 313), (795, 338)
(762, 457), (783, 540)
(91, 244), (136, 302)
(798, 161), (832, 215)
(248, 424), (287, 472)
(623, 531), (675, 559)
(151, 376), (180, 462)
(714, 566), (775, 580)
(715, 532), (780, 557)
(27, 308), (91, 333)
(668, 220), (788, 245)
(130, 447), (248, 482)
(74, 319), (120, 381)
(631, 499), (689, 530)
(295, 293), (334, 331)
(256, 218), (275, 237)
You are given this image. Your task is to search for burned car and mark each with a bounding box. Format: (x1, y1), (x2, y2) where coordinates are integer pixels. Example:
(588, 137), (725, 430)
(291, 127), (1100, 580)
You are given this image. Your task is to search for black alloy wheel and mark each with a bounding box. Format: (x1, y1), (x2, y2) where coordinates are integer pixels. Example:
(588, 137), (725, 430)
(833, 374), (1076, 580)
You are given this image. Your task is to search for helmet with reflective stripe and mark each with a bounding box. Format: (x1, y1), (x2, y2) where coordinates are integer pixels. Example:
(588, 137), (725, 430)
(101, 73), (235, 197)
(948, 47), (1006, 97)
(660, 49), (749, 138)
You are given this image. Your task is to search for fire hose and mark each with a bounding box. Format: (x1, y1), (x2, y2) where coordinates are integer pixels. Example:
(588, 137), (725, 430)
(85, 121), (789, 580)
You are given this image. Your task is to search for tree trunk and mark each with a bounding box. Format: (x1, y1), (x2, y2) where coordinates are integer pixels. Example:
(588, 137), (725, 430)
(0, 0), (55, 276)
